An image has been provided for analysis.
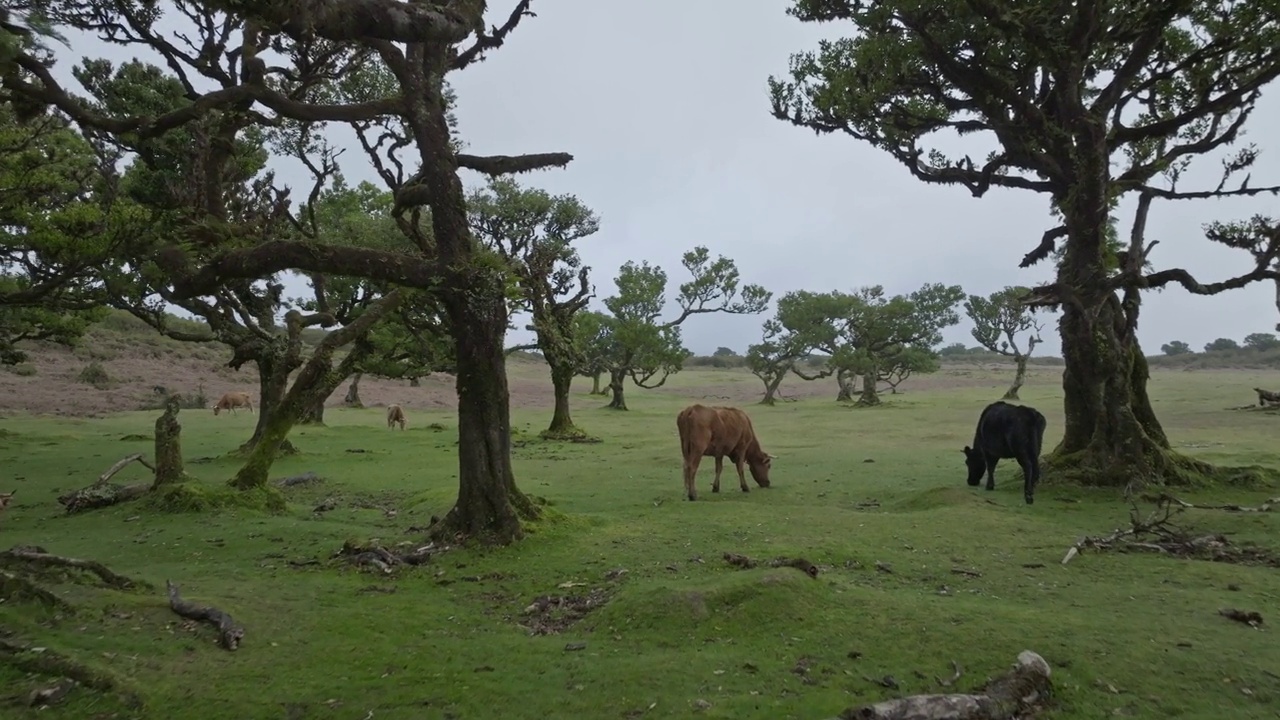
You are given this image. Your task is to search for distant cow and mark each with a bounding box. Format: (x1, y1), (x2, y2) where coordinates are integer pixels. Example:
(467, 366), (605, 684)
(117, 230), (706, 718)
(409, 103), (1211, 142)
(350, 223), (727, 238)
(963, 400), (1047, 505)
(676, 404), (775, 501)
(212, 391), (253, 416)
(387, 404), (407, 430)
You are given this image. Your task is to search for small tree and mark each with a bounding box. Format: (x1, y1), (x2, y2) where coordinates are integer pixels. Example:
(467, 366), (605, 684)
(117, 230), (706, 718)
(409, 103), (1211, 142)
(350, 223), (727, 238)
(468, 177), (601, 439)
(1243, 333), (1280, 351)
(965, 287), (1047, 400)
(598, 248), (770, 410)
(1205, 338), (1240, 353)
(879, 346), (940, 394)
(745, 320), (803, 405)
(572, 310), (611, 395)
(1160, 341), (1193, 356)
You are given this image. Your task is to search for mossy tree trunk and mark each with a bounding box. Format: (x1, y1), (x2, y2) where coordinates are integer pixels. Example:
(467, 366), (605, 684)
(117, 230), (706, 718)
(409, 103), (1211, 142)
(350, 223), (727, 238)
(759, 371), (786, 405)
(544, 362), (581, 437)
(230, 299), (402, 490)
(856, 371), (881, 406)
(299, 396), (325, 425)
(429, 285), (539, 544)
(590, 372), (603, 395)
(835, 368), (857, 402)
(1003, 355), (1028, 400)
(243, 354), (296, 455)
(344, 372), (363, 407)
(1048, 188), (1209, 488)
(153, 396), (185, 487)
(607, 369), (628, 410)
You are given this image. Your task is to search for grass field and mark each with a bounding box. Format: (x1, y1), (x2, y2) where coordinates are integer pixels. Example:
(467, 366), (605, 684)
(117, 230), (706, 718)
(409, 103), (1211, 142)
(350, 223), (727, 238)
(3, 362), (1280, 719)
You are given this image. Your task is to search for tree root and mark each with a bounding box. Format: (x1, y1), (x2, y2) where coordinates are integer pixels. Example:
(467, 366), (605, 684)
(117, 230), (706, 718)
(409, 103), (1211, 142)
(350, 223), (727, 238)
(0, 569), (77, 612)
(722, 552), (820, 578)
(332, 539), (453, 574)
(0, 636), (143, 708)
(165, 580), (244, 651)
(0, 546), (151, 591)
(830, 650), (1052, 720)
(1061, 497), (1280, 567)
(56, 453), (155, 514)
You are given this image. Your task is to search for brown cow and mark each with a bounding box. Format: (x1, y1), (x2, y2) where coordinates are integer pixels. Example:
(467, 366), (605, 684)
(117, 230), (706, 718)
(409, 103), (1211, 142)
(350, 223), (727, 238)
(213, 391), (253, 416)
(676, 404), (775, 501)
(387, 404), (407, 430)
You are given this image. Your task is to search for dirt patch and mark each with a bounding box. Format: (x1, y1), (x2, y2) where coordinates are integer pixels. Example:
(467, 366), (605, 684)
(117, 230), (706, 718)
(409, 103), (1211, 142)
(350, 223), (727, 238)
(517, 588), (611, 635)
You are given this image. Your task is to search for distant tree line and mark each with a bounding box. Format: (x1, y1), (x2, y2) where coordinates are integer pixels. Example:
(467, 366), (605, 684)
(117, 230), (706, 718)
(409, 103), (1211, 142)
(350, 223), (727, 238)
(1161, 334), (1280, 356)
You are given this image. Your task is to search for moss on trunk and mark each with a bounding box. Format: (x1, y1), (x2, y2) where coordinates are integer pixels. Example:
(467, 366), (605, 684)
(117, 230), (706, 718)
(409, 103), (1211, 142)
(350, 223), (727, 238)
(542, 363), (588, 440)
(855, 371), (881, 406)
(152, 396), (186, 487)
(606, 370), (628, 410)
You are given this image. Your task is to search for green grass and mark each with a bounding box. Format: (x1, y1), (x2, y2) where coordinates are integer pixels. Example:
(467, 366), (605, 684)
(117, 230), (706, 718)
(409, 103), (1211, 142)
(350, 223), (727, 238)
(3, 366), (1280, 719)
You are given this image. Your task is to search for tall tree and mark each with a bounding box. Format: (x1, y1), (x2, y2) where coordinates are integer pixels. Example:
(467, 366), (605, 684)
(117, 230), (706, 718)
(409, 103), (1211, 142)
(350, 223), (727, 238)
(965, 287), (1047, 400)
(771, 0), (1280, 486)
(467, 177), (600, 439)
(4, 0), (579, 543)
(597, 248), (771, 411)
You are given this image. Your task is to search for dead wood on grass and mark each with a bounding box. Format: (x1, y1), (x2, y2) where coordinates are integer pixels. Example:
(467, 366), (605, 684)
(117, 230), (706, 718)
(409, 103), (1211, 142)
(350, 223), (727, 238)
(722, 552), (820, 578)
(165, 580), (244, 651)
(56, 453), (154, 514)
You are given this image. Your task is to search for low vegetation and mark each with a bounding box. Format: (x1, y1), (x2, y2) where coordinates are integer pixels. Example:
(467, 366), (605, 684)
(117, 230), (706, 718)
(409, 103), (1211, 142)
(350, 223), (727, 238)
(2, 364), (1278, 719)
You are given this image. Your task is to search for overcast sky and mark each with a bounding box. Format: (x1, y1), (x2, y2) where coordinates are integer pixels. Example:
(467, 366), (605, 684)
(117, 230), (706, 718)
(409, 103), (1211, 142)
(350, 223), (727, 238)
(44, 1), (1280, 357)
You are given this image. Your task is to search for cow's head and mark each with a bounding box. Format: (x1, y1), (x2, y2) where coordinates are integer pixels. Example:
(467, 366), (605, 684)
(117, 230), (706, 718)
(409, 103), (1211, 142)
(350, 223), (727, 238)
(212, 405), (221, 415)
(962, 446), (984, 486)
(747, 452), (775, 487)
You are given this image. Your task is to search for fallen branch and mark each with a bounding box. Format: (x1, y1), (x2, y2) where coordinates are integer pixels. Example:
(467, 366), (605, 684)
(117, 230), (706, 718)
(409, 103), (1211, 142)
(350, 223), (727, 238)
(1062, 497), (1280, 567)
(56, 453), (155, 514)
(166, 580), (244, 651)
(1, 546), (150, 591)
(332, 539), (452, 574)
(722, 552), (820, 578)
(274, 471), (323, 488)
(831, 650), (1052, 720)
(1154, 493), (1279, 513)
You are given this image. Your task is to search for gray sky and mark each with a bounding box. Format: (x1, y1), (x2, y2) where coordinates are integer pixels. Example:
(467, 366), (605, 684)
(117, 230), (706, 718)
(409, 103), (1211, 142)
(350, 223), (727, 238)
(45, 1), (1280, 357)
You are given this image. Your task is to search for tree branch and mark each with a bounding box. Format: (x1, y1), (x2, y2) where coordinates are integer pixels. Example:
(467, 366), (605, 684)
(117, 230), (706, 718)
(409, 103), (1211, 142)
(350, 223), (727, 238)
(452, 0), (535, 71)
(205, 0), (475, 45)
(457, 152), (574, 176)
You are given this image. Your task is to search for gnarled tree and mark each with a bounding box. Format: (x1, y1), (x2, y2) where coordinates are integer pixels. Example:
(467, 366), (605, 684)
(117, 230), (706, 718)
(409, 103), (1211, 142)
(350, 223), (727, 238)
(6, 0), (576, 543)
(745, 319), (804, 405)
(772, 0), (1280, 486)
(965, 287), (1047, 400)
(467, 177), (600, 439)
(597, 247), (771, 411)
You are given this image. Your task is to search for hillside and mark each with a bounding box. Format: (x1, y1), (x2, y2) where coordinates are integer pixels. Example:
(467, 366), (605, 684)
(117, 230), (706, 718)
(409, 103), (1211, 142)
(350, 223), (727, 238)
(5, 310), (1280, 417)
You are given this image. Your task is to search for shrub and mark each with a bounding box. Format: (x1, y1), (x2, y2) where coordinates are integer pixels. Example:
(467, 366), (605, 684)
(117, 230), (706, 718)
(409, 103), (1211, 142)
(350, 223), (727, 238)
(77, 361), (111, 388)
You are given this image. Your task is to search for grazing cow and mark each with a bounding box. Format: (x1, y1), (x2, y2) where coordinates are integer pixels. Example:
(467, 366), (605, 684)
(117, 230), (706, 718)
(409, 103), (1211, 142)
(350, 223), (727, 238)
(676, 404), (775, 501)
(963, 400), (1047, 505)
(212, 391), (253, 416)
(387, 404), (407, 430)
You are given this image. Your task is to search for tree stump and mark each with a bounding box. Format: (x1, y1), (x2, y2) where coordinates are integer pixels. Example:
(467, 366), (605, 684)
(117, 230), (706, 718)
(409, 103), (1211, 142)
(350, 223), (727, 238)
(153, 395), (185, 487)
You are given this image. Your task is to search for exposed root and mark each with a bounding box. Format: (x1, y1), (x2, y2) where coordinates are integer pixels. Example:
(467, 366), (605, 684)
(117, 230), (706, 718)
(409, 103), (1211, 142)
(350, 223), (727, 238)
(0, 569), (76, 612)
(722, 552), (820, 578)
(1061, 497), (1280, 567)
(331, 539), (453, 574)
(0, 636), (143, 708)
(56, 453), (155, 514)
(165, 580), (244, 651)
(0, 546), (150, 591)
(831, 650), (1052, 720)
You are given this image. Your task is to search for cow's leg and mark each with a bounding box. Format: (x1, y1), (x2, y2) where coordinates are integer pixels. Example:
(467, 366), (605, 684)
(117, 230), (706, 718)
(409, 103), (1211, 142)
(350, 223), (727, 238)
(712, 456), (723, 494)
(984, 453), (999, 491)
(1019, 452), (1039, 505)
(685, 456), (702, 501)
(735, 456), (749, 493)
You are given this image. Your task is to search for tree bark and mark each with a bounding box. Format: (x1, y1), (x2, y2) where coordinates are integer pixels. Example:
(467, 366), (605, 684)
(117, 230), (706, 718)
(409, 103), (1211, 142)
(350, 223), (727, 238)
(1003, 355), (1028, 400)
(242, 355), (296, 455)
(836, 368), (856, 402)
(344, 372), (363, 407)
(760, 373), (785, 405)
(153, 396), (185, 487)
(856, 371), (880, 406)
(1049, 187), (1210, 488)
(298, 395), (326, 425)
(429, 292), (538, 544)
(590, 372), (603, 395)
(543, 362), (582, 438)
(607, 369), (628, 410)
(409, 376), (420, 387)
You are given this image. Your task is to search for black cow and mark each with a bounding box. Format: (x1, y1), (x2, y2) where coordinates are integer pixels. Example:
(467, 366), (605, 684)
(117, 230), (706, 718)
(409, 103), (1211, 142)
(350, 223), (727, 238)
(962, 401), (1047, 505)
